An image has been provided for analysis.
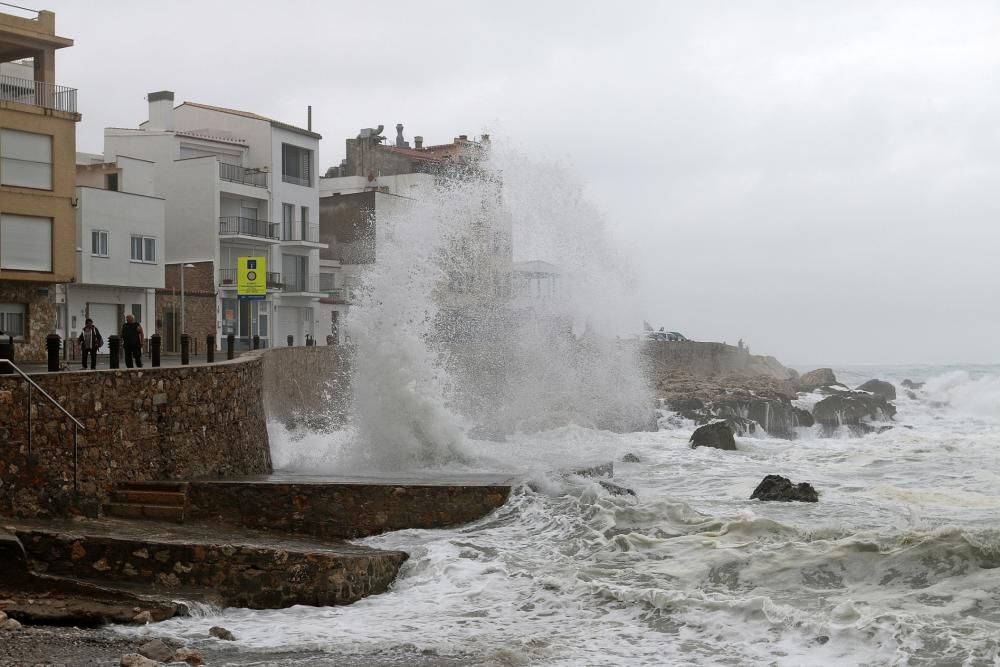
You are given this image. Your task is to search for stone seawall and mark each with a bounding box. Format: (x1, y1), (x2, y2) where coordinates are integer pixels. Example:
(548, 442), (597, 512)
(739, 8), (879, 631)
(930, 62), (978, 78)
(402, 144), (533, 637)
(0, 355), (272, 518)
(262, 345), (352, 427)
(639, 340), (794, 379)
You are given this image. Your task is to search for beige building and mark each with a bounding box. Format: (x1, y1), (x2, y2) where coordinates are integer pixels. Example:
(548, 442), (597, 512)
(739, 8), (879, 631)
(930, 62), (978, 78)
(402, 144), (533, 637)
(0, 8), (79, 360)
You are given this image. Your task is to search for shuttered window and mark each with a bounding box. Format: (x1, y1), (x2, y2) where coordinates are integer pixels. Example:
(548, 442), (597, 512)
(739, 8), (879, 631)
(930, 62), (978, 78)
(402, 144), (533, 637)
(0, 129), (52, 189)
(0, 214), (52, 271)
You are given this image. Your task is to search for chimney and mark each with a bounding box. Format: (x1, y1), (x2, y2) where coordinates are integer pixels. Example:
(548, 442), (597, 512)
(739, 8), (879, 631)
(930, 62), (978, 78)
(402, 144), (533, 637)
(147, 91), (175, 130)
(414, 135), (423, 150)
(458, 134), (468, 141)
(395, 123), (409, 148)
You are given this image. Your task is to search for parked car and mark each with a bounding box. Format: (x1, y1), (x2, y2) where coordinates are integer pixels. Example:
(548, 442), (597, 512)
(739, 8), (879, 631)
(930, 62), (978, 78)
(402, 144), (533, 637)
(645, 329), (689, 342)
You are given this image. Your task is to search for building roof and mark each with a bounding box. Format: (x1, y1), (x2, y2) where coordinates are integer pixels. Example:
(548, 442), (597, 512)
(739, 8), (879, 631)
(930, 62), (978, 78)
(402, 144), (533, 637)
(180, 101), (322, 140)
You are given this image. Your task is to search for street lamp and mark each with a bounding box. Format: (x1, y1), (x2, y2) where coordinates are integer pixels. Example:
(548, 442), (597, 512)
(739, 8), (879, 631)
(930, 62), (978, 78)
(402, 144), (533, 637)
(180, 263), (195, 338)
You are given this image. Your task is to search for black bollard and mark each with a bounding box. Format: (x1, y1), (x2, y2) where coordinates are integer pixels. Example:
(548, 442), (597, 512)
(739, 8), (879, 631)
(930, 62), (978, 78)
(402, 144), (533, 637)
(180, 334), (190, 365)
(150, 334), (161, 367)
(252, 335), (260, 350)
(206, 335), (215, 363)
(0, 333), (13, 374)
(287, 334), (293, 347)
(326, 335), (334, 346)
(108, 335), (121, 369)
(226, 334), (235, 360)
(46, 334), (61, 372)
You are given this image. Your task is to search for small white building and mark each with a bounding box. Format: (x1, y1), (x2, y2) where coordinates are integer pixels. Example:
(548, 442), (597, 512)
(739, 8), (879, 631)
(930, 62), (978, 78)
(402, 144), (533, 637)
(64, 154), (165, 349)
(102, 92), (330, 348)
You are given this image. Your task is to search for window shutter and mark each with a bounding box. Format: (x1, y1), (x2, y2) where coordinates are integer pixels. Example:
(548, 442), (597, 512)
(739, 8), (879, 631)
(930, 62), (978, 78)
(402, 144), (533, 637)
(0, 129), (53, 189)
(1, 214), (52, 271)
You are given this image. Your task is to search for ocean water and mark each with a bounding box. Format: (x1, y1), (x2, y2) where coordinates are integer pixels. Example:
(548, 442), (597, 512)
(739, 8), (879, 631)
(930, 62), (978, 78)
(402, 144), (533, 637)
(132, 364), (1000, 666)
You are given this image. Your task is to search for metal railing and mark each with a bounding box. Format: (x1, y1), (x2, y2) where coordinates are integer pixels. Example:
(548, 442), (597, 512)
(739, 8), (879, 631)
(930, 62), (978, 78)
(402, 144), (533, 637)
(219, 216), (279, 239)
(0, 74), (78, 113)
(282, 273), (320, 293)
(218, 162), (268, 188)
(0, 359), (85, 491)
(218, 268), (282, 288)
(280, 223), (320, 243)
(325, 287), (356, 304)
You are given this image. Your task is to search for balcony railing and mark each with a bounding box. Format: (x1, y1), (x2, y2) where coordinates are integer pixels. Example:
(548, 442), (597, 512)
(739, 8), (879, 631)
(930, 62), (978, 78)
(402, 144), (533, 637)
(280, 223), (320, 243)
(0, 74), (77, 113)
(326, 287), (357, 304)
(219, 216), (279, 240)
(219, 268), (282, 288)
(282, 274), (320, 293)
(219, 162), (268, 188)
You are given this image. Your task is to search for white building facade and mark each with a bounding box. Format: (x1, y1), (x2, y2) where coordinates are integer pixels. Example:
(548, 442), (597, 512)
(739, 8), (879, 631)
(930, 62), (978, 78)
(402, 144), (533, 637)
(66, 154), (165, 348)
(102, 92), (330, 348)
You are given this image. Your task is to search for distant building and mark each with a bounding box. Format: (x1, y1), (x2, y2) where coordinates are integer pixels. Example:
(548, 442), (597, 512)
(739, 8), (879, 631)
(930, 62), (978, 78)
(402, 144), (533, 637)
(102, 92), (328, 349)
(318, 125), (511, 342)
(0, 8), (80, 360)
(69, 154), (165, 348)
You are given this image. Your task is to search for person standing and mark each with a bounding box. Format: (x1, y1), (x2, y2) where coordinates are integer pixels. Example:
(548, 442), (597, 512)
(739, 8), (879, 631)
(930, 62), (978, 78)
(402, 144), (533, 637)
(78, 318), (103, 370)
(121, 314), (145, 368)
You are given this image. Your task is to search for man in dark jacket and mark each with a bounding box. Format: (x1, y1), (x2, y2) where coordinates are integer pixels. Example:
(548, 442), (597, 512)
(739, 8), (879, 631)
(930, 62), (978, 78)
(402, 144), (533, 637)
(121, 314), (144, 368)
(78, 318), (102, 369)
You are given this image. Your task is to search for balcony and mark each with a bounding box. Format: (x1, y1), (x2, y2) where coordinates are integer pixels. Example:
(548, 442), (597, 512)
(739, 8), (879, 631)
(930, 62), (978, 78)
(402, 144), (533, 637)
(218, 162), (268, 188)
(280, 223), (325, 248)
(281, 273), (322, 295)
(218, 268), (282, 289)
(0, 74), (77, 113)
(219, 216), (280, 242)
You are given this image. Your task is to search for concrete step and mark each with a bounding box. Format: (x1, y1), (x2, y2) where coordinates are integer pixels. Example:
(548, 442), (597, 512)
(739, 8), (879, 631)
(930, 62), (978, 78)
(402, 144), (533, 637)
(111, 489), (186, 507)
(116, 481), (188, 494)
(103, 503), (185, 523)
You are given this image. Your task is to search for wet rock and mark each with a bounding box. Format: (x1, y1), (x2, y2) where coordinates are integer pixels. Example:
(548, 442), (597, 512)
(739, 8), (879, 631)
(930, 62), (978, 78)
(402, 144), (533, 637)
(121, 655), (158, 667)
(792, 407), (814, 428)
(901, 379), (924, 389)
(1, 617), (22, 631)
(750, 475), (819, 502)
(797, 368), (837, 391)
(138, 638), (174, 662)
(131, 610), (153, 624)
(209, 625), (236, 641)
(857, 379), (896, 401)
(598, 480), (637, 497)
(172, 647), (205, 665)
(621, 452), (641, 463)
(689, 422), (736, 451)
(813, 392), (896, 430)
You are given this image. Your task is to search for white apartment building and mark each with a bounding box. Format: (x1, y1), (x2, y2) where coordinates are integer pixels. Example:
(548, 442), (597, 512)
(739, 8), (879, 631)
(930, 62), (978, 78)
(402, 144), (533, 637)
(102, 91), (329, 348)
(65, 154), (165, 346)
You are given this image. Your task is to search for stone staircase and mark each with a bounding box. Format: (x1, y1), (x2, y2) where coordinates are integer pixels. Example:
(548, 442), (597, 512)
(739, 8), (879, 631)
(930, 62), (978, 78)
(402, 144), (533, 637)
(103, 481), (188, 523)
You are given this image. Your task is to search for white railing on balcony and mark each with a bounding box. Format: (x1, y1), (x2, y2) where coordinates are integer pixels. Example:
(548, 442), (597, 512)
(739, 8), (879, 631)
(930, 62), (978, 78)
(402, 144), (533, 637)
(218, 162), (268, 188)
(0, 74), (77, 113)
(282, 274), (320, 293)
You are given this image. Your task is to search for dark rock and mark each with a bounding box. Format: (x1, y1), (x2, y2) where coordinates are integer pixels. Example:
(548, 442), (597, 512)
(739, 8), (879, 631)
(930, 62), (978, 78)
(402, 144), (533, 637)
(690, 422), (736, 451)
(857, 379), (896, 401)
(902, 379), (924, 390)
(620, 453), (641, 463)
(209, 626), (236, 641)
(750, 475), (819, 502)
(598, 480), (637, 497)
(138, 639), (174, 662)
(571, 462), (614, 478)
(666, 396), (705, 413)
(792, 407), (814, 427)
(797, 368), (837, 391)
(905, 390), (918, 400)
(813, 392), (896, 431)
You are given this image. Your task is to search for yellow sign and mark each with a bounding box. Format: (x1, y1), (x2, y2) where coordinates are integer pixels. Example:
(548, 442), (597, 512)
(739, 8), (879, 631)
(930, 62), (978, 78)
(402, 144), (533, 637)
(238, 256), (266, 300)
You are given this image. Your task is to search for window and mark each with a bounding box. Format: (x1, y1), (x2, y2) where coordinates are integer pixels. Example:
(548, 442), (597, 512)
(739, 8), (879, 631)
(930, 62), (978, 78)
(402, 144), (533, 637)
(105, 173), (119, 191)
(0, 303), (26, 339)
(91, 230), (109, 257)
(281, 143), (312, 187)
(282, 203), (294, 240)
(301, 205), (310, 240)
(0, 129), (52, 189)
(130, 235), (156, 263)
(131, 304), (141, 323)
(0, 214), (52, 271)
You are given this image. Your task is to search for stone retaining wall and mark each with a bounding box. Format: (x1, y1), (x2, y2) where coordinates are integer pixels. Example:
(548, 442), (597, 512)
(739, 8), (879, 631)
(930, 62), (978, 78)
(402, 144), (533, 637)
(262, 345), (352, 427)
(640, 340), (795, 379)
(187, 480), (512, 539)
(0, 355), (272, 518)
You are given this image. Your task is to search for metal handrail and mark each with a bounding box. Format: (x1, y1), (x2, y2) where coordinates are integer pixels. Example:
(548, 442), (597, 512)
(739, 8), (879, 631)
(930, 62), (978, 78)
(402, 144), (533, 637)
(0, 74), (78, 113)
(0, 358), (85, 491)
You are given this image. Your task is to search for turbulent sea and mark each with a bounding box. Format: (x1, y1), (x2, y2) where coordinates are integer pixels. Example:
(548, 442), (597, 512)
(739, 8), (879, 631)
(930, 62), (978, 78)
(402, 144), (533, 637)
(130, 364), (1000, 666)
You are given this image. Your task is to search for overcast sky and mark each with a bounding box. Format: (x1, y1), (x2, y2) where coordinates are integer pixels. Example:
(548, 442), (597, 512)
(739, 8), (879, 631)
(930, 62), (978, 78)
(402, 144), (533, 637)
(30, 0), (1000, 365)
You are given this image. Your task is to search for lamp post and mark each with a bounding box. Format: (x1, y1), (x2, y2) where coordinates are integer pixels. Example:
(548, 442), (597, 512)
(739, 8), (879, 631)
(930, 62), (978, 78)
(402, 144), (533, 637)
(180, 262), (195, 341)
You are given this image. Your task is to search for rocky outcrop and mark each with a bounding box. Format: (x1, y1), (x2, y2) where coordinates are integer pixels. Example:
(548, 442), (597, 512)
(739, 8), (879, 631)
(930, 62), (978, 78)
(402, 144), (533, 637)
(813, 391), (896, 432)
(902, 379), (924, 390)
(857, 379), (896, 401)
(690, 422), (737, 451)
(750, 475), (819, 502)
(797, 368), (837, 392)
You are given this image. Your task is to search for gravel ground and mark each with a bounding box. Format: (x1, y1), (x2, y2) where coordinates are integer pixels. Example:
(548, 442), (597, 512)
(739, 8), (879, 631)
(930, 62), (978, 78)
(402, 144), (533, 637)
(0, 624), (479, 666)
